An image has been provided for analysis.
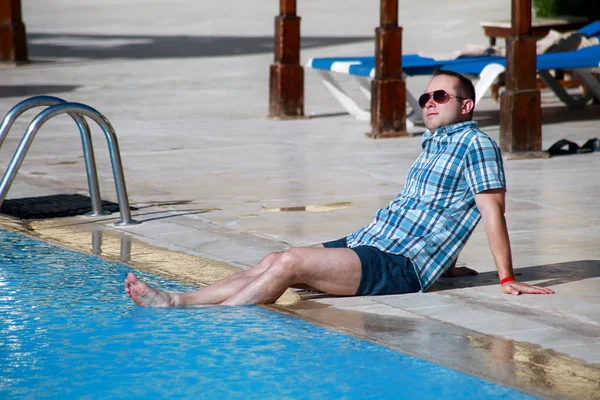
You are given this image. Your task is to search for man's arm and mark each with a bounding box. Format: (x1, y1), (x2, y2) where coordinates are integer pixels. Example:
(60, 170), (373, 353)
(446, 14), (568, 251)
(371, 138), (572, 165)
(474, 189), (554, 295)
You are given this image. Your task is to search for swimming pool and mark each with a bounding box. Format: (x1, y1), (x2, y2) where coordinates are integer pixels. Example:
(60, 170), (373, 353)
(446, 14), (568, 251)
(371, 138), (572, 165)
(0, 228), (537, 399)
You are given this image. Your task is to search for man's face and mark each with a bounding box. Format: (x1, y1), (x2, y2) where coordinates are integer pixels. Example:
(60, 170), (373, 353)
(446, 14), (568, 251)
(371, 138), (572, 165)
(421, 74), (470, 131)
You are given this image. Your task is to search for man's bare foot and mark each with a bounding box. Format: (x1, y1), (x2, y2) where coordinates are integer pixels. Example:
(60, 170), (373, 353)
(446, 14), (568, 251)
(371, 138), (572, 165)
(442, 265), (478, 277)
(124, 273), (175, 308)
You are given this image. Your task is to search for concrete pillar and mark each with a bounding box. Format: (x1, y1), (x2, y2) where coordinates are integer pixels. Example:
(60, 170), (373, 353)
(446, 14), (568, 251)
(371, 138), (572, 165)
(367, 0), (409, 138)
(499, 0), (544, 156)
(0, 0), (28, 63)
(268, 0), (304, 119)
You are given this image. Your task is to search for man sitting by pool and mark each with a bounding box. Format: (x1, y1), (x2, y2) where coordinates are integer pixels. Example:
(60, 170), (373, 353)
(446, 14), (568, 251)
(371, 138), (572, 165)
(125, 69), (554, 307)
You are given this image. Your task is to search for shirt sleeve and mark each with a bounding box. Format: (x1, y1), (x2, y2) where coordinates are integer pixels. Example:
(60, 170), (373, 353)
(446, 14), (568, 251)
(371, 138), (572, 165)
(464, 135), (506, 194)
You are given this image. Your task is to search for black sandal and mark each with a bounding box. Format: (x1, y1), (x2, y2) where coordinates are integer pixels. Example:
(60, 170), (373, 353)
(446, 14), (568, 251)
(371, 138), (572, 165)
(547, 138), (598, 156)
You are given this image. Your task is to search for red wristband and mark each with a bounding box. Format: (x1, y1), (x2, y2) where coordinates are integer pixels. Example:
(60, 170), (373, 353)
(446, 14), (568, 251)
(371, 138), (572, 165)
(500, 276), (516, 285)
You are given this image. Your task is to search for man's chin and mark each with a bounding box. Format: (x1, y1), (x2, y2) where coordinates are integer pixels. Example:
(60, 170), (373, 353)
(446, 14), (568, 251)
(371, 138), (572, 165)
(425, 122), (441, 131)
(424, 116), (439, 131)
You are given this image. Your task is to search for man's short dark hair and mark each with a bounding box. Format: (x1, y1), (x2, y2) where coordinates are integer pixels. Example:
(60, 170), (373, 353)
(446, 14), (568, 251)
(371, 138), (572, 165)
(433, 69), (476, 104)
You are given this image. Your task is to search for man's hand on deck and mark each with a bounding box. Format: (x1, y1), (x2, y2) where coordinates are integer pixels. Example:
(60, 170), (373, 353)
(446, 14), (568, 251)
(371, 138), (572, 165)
(501, 280), (555, 295)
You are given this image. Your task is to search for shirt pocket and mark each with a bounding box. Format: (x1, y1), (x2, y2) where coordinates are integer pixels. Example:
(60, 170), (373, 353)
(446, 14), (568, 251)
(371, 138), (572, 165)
(419, 156), (463, 203)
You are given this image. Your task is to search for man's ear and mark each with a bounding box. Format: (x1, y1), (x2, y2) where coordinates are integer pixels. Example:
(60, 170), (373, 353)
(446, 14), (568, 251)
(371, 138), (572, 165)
(462, 99), (475, 115)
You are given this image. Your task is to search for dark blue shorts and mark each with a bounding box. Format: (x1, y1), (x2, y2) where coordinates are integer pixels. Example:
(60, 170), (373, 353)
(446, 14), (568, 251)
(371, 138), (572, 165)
(322, 237), (421, 296)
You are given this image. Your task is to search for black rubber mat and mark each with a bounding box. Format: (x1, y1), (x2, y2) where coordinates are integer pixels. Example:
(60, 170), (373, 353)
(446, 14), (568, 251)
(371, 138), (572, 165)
(0, 194), (136, 220)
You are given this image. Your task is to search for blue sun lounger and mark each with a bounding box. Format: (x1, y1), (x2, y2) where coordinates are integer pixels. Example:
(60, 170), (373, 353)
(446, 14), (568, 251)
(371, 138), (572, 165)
(443, 43), (600, 109)
(578, 20), (600, 37)
(307, 20), (600, 124)
(307, 54), (503, 126)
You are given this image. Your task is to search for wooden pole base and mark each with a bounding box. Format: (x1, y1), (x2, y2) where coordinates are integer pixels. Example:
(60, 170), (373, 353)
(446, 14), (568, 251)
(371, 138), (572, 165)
(0, 0), (28, 63)
(500, 89), (542, 153)
(367, 12), (408, 138)
(268, 5), (304, 119)
(367, 78), (410, 138)
(499, 1), (542, 156)
(268, 63), (304, 118)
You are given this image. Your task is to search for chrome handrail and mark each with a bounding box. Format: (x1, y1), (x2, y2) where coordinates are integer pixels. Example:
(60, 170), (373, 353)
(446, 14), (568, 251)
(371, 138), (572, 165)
(0, 95), (107, 216)
(0, 102), (139, 226)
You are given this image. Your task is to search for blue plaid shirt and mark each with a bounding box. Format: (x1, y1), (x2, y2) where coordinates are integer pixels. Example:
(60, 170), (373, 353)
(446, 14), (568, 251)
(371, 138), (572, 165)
(346, 121), (506, 291)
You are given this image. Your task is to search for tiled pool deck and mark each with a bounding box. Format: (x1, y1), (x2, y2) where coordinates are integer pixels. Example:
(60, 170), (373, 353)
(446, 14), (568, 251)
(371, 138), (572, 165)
(1, 1), (599, 398)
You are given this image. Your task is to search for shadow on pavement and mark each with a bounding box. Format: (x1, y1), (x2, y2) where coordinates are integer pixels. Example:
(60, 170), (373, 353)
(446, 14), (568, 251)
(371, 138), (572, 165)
(27, 33), (373, 60)
(0, 85), (81, 99)
(430, 259), (600, 291)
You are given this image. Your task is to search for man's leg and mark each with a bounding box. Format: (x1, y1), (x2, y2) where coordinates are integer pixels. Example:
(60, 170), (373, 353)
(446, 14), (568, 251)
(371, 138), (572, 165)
(125, 251), (285, 307)
(125, 246), (361, 307)
(222, 247), (361, 305)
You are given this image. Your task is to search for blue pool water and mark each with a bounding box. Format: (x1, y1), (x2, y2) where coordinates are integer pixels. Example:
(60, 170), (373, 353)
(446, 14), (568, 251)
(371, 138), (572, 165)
(0, 229), (537, 399)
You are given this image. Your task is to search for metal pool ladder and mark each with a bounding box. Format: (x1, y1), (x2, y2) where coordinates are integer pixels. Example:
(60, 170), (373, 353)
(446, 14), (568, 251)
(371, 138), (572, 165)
(0, 96), (139, 226)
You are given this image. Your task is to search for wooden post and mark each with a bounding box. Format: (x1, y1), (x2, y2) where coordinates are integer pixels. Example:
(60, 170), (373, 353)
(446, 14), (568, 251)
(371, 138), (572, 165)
(499, 0), (544, 157)
(268, 0), (304, 119)
(367, 0), (409, 138)
(0, 0), (28, 63)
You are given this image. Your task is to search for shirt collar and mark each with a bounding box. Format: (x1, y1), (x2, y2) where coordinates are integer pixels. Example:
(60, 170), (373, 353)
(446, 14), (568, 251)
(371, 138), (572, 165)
(422, 121), (478, 145)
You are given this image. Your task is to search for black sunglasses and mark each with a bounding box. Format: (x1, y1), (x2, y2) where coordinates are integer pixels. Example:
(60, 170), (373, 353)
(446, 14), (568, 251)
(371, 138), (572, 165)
(418, 90), (468, 108)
